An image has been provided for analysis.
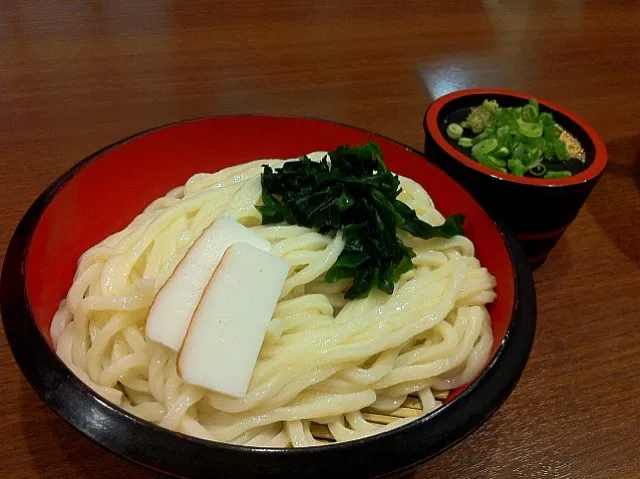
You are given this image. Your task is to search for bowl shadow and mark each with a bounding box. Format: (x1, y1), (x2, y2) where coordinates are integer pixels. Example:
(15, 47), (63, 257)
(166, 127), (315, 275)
(586, 137), (640, 267)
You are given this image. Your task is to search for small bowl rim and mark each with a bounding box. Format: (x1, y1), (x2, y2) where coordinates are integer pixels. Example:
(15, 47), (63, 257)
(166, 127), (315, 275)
(0, 115), (537, 478)
(424, 88), (608, 187)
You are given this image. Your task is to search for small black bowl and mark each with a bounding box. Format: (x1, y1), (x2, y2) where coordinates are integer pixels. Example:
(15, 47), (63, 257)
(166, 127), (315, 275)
(424, 88), (608, 269)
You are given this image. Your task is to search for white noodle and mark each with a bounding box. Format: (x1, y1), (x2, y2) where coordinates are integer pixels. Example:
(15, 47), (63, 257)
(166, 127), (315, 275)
(51, 153), (496, 447)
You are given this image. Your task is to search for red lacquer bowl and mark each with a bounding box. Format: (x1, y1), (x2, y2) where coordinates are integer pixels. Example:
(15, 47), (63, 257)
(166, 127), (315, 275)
(424, 88), (608, 269)
(1, 116), (536, 479)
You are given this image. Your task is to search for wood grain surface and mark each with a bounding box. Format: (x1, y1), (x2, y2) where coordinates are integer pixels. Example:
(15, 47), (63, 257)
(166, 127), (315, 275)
(1, 1), (639, 478)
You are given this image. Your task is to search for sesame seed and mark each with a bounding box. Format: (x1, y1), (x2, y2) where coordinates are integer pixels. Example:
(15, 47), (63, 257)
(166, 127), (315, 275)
(558, 127), (586, 162)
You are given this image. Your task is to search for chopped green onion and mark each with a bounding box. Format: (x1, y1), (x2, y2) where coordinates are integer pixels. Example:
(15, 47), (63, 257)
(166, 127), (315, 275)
(507, 159), (527, 176)
(521, 99), (539, 122)
(553, 139), (570, 161)
(544, 170), (572, 179)
(529, 164), (547, 177)
(526, 148), (544, 169)
(458, 137), (473, 148)
(471, 127), (495, 145)
(495, 146), (510, 158)
(477, 154), (506, 171)
(471, 138), (499, 158)
(446, 123), (463, 140)
(517, 119), (543, 138)
(539, 112), (555, 126)
(448, 98), (582, 179)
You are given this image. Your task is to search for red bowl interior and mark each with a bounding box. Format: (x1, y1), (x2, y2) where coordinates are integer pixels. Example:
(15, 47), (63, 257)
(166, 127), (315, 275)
(25, 116), (515, 401)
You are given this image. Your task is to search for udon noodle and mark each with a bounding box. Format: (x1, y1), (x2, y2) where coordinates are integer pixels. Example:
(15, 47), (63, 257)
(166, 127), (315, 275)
(51, 152), (496, 447)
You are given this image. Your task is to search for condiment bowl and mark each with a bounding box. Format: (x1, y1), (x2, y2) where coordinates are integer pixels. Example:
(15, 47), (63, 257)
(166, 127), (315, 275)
(424, 88), (607, 269)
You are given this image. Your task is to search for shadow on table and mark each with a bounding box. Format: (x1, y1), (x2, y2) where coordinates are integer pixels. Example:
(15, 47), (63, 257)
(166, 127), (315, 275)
(396, 472), (417, 479)
(586, 136), (640, 267)
(19, 381), (160, 479)
(635, 148), (640, 197)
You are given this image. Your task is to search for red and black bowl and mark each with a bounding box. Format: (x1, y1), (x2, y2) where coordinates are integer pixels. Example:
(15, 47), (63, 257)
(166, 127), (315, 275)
(424, 88), (607, 270)
(0, 116), (536, 479)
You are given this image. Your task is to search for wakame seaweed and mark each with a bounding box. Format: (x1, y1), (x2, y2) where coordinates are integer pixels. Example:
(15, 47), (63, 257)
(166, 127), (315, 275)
(257, 142), (465, 299)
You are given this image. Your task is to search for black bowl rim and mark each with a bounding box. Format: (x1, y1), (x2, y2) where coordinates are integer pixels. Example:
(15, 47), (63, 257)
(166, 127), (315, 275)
(424, 88), (608, 188)
(0, 115), (537, 479)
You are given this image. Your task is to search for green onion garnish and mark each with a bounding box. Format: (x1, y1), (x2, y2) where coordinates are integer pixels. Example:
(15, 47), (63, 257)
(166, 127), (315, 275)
(543, 170), (572, 179)
(446, 123), (463, 140)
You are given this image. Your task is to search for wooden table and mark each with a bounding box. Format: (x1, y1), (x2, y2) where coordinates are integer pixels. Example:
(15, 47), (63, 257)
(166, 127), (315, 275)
(1, 1), (639, 478)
